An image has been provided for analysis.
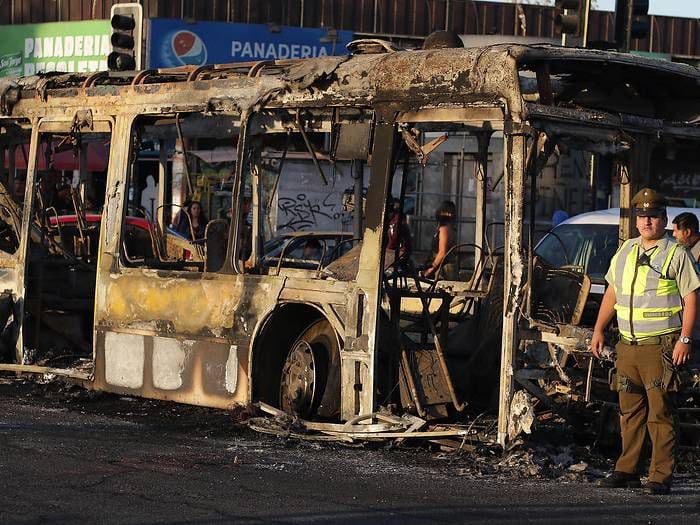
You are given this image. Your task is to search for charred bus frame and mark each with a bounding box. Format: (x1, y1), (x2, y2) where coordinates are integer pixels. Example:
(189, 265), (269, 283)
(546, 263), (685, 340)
(0, 43), (698, 446)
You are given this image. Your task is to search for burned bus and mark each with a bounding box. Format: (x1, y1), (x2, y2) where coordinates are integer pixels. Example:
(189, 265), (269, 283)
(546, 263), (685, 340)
(0, 41), (698, 446)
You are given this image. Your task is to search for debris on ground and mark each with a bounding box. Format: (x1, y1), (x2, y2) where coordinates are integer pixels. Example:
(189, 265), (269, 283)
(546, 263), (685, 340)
(247, 402), (496, 450)
(508, 389), (535, 440)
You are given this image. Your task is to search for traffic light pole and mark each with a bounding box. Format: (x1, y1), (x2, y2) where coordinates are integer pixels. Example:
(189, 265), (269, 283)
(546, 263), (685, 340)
(617, 0), (633, 52)
(614, 0), (650, 53)
(581, 0), (591, 48)
(558, 0), (591, 48)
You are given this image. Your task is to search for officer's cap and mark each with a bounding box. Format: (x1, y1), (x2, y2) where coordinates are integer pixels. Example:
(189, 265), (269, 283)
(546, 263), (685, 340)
(631, 188), (667, 217)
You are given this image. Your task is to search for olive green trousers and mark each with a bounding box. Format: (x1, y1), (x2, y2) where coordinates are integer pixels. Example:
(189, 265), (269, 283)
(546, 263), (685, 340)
(614, 341), (676, 484)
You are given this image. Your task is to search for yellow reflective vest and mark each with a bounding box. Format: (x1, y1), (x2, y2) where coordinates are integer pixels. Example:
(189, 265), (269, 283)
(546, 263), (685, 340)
(610, 236), (682, 340)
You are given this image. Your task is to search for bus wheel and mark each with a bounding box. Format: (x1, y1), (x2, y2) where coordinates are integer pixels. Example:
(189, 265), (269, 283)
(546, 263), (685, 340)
(279, 319), (340, 419)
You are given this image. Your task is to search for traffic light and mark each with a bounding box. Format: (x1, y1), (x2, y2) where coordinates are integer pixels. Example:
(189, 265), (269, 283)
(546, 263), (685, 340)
(555, 0), (586, 38)
(614, 0), (650, 52)
(108, 3), (143, 71)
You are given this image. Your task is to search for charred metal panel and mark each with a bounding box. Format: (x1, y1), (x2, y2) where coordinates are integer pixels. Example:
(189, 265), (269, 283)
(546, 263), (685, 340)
(0, 268), (17, 291)
(102, 272), (256, 336)
(6, 48), (530, 119)
(362, 48), (522, 118)
(225, 345), (239, 394)
(95, 262), (349, 409)
(5, 46), (698, 134)
(94, 329), (247, 409)
(278, 278), (350, 309)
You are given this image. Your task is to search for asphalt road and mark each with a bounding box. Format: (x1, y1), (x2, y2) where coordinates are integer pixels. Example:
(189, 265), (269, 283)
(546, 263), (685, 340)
(1, 378), (698, 524)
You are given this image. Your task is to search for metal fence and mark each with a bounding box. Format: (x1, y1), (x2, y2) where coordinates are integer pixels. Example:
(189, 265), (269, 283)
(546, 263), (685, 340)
(1, 1), (698, 57)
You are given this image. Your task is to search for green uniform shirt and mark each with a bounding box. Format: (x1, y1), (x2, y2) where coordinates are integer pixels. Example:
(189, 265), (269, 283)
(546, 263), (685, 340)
(605, 235), (700, 300)
(692, 241), (700, 270)
(690, 240), (700, 339)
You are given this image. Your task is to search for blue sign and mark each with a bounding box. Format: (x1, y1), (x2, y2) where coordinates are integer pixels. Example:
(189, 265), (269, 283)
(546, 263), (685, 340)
(148, 19), (354, 68)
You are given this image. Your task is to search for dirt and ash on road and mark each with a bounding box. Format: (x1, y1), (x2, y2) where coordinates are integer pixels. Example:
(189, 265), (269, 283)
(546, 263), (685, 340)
(2, 375), (699, 486)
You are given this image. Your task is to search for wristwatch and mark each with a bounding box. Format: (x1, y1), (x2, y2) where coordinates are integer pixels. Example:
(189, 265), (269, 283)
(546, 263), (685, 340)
(679, 336), (692, 345)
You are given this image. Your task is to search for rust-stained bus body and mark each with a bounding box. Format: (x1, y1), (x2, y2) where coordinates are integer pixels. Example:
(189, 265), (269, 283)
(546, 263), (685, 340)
(1, 43), (698, 446)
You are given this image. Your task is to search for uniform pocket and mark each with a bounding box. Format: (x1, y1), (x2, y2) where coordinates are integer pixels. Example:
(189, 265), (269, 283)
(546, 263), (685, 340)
(656, 277), (678, 296)
(661, 346), (680, 392)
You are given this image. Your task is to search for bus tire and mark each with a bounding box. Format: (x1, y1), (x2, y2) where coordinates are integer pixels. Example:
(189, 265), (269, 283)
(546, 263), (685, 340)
(279, 318), (340, 419)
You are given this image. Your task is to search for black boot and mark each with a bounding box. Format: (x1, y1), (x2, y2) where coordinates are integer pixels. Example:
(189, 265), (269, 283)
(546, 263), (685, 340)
(596, 471), (641, 488)
(644, 481), (671, 495)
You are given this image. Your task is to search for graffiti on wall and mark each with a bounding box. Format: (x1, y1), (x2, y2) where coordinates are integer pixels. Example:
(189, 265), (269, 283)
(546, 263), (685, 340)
(274, 161), (366, 233)
(277, 192), (344, 231)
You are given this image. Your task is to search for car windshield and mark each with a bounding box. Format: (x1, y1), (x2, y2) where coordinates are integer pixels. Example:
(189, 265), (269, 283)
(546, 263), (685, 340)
(261, 234), (353, 269)
(535, 224), (620, 281)
(262, 237), (290, 259)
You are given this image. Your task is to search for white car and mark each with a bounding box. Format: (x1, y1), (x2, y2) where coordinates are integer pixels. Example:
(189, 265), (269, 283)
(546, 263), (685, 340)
(535, 207), (700, 297)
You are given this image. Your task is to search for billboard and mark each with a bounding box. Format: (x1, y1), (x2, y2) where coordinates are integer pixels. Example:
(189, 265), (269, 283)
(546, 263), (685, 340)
(0, 20), (110, 78)
(148, 19), (354, 68)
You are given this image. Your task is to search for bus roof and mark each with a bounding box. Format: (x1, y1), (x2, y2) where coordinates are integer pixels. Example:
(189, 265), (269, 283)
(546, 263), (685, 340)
(2, 43), (699, 124)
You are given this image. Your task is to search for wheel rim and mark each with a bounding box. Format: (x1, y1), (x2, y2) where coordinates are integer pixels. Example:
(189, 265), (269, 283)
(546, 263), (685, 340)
(280, 339), (318, 417)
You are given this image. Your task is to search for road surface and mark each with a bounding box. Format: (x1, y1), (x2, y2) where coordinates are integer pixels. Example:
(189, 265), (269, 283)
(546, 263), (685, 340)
(1, 378), (698, 524)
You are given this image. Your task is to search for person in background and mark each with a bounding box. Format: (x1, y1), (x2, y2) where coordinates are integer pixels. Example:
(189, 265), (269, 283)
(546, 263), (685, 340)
(177, 200), (207, 241)
(385, 200), (412, 263)
(52, 175), (74, 214)
(12, 176), (25, 205)
(672, 211), (700, 358)
(672, 212), (700, 270)
(302, 238), (323, 262)
(552, 209), (569, 227)
(421, 200), (457, 280)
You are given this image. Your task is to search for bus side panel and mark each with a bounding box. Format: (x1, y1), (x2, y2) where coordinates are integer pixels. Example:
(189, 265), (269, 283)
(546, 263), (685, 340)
(93, 329), (248, 409)
(92, 271), (285, 409)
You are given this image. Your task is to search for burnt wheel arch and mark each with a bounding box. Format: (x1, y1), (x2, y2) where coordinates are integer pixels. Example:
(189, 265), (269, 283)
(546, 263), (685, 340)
(251, 303), (341, 418)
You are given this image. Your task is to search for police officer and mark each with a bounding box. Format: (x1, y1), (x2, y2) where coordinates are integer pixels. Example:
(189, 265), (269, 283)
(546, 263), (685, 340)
(591, 188), (700, 495)
(672, 212), (700, 358)
(672, 212), (700, 269)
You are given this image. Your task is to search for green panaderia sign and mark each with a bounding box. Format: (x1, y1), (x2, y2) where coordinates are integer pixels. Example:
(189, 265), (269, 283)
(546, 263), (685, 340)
(0, 20), (110, 78)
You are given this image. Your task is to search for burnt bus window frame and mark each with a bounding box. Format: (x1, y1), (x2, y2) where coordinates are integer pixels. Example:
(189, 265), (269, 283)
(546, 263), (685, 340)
(0, 118), (33, 260)
(30, 126), (112, 262)
(19, 117), (114, 369)
(393, 106), (505, 283)
(120, 112), (242, 274)
(231, 107), (374, 275)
